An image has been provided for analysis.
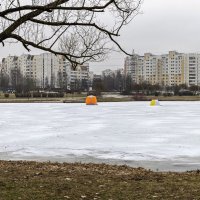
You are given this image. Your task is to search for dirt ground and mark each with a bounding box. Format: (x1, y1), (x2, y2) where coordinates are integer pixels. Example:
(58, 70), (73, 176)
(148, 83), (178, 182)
(0, 161), (200, 200)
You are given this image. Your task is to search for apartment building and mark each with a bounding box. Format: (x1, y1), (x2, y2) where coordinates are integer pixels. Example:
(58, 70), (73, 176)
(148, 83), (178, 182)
(160, 51), (185, 86)
(1, 55), (29, 86)
(125, 52), (161, 85)
(18, 55), (39, 85)
(124, 53), (137, 82)
(1, 53), (90, 89)
(61, 60), (90, 90)
(1, 56), (18, 75)
(184, 53), (200, 86)
(33, 53), (60, 88)
(124, 51), (200, 87)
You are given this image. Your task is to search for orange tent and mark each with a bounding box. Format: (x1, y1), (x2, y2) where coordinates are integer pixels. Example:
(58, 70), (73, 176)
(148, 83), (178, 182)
(85, 95), (97, 105)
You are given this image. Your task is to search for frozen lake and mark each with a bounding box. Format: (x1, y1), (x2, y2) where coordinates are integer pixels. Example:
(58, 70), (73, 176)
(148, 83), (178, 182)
(0, 101), (200, 171)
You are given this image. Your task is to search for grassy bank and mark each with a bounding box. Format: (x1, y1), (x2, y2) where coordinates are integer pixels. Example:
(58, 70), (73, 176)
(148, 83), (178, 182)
(0, 95), (200, 103)
(0, 161), (200, 199)
(0, 98), (64, 103)
(148, 95), (200, 101)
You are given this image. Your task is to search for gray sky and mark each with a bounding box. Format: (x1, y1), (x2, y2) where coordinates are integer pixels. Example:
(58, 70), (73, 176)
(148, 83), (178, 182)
(92, 0), (200, 73)
(1, 0), (200, 74)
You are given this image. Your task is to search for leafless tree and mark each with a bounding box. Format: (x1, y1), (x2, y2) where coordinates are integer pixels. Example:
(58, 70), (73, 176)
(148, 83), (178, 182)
(0, 0), (142, 68)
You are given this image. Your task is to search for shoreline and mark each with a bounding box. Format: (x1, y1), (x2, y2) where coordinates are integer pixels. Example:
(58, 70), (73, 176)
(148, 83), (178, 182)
(0, 95), (200, 103)
(1, 153), (200, 172)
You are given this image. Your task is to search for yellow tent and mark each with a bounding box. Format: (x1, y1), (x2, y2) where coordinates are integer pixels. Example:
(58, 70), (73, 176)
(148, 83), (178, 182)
(150, 99), (160, 106)
(85, 95), (97, 105)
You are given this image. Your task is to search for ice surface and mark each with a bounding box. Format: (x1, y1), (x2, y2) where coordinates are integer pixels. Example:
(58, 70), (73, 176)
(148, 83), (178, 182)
(0, 101), (200, 171)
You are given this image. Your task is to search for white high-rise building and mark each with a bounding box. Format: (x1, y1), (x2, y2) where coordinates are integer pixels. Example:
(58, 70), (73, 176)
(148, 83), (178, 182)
(184, 53), (200, 86)
(1, 53), (90, 89)
(18, 54), (35, 79)
(160, 51), (185, 86)
(124, 53), (138, 83)
(62, 61), (89, 90)
(124, 51), (200, 87)
(125, 52), (161, 85)
(1, 56), (20, 86)
(1, 56), (18, 75)
(33, 53), (60, 88)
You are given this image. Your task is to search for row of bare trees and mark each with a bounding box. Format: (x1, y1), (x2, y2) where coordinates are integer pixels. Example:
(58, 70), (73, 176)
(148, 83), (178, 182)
(0, 69), (89, 92)
(93, 73), (200, 95)
(93, 73), (132, 94)
(0, 69), (37, 92)
(1, 68), (199, 95)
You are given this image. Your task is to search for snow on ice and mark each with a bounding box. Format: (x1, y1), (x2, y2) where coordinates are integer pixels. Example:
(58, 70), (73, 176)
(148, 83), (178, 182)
(0, 102), (200, 170)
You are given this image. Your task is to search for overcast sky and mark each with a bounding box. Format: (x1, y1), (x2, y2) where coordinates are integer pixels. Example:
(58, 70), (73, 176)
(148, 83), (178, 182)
(92, 0), (200, 73)
(1, 0), (200, 74)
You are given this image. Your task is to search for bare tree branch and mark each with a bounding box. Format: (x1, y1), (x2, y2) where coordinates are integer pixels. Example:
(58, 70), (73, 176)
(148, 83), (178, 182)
(0, 0), (142, 68)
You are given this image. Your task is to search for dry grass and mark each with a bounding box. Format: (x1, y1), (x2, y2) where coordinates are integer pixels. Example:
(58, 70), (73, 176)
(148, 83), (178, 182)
(0, 93), (200, 103)
(0, 161), (200, 200)
(149, 95), (200, 101)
